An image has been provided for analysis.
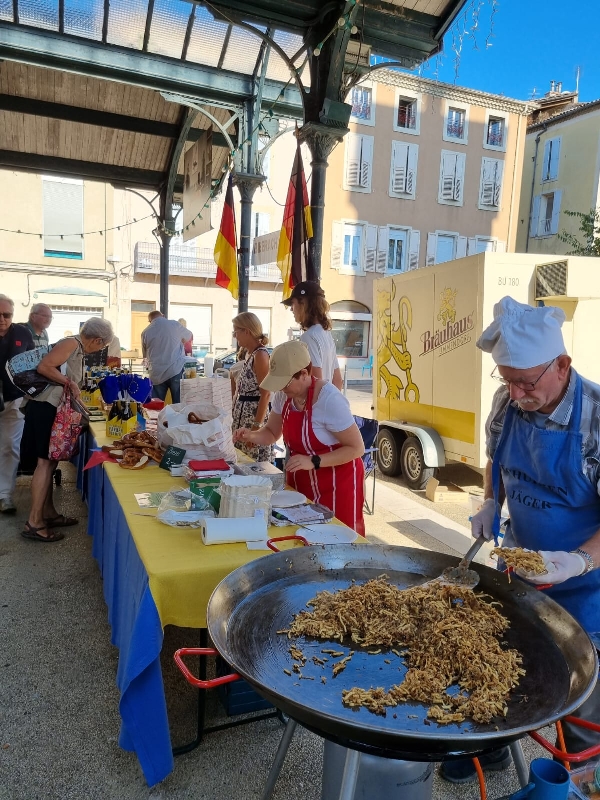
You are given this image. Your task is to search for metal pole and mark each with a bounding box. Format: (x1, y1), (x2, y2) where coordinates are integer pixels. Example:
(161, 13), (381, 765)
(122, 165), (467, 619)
(338, 748), (361, 800)
(233, 173), (265, 314)
(159, 228), (170, 315)
(260, 718), (298, 800)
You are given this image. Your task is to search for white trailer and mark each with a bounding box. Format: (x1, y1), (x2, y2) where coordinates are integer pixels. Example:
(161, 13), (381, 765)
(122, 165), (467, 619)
(374, 253), (600, 489)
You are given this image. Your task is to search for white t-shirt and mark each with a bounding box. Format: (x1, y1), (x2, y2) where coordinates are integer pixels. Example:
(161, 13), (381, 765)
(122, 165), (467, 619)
(300, 324), (339, 383)
(272, 382), (355, 446)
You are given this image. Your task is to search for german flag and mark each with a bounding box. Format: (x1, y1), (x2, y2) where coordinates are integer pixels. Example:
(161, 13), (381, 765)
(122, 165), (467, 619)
(214, 175), (238, 299)
(277, 139), (314, 299)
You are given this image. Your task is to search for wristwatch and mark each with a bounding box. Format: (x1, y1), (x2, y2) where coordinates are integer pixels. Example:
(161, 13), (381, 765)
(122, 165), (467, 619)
(311, 455), (321, 470)
(573, 548), (594, 574)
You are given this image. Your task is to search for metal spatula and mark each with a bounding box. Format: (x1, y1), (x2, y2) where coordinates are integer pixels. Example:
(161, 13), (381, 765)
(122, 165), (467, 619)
(427, 537), (485, 590)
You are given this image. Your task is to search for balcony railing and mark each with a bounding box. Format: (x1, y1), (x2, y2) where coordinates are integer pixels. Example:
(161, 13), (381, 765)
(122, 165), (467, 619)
(446, 122), (464, 138)
(134, 242), (282, 282)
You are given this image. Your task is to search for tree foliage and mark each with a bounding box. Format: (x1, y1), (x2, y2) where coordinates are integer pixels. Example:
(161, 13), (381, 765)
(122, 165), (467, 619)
(558, 209), (600, 257)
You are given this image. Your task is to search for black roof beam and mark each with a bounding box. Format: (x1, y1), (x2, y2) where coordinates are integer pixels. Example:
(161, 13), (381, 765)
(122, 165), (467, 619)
(216, 24), (232, 71)
(142, 0), (155, 52)
(181, 5), (196, 61)
(0, 149), (183, 192)
(58, 0), (64, 34)
(0, 94), (230, 148)
(12, 0), (18, 25)
(101, 0), (109, 43)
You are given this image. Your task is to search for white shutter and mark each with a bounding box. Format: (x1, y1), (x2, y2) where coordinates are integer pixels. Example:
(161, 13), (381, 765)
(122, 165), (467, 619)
(408, 230), (420, 270)
(493, 160), (504, 206)
(542, 140), (551, 181)
(426, 233), (437, 266)
(440, 152), (464, 202)
(455, 153), (465, 203)
(530, 195), (541, 238)
(495, 240), (506, 252)
(480, 158), (503, 207)
(365, 224), (378, 271)
(331, 221), (343, 270)
(549, 138), (560, 180)
(43, 179), (84, 255)
(376, 226), (389, 272)
(456, 236), (467, 258)
(345, 134), (362, 188)
(467, 237), (478, 255)
(361, 136), (373, 191)
(406, 144), (418, 196)
(550, 190), (562, 234)
(391, 141), (408, 194)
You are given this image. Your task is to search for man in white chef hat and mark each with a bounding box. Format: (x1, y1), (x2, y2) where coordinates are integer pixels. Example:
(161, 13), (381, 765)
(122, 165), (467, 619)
(441, 296), (600, 784)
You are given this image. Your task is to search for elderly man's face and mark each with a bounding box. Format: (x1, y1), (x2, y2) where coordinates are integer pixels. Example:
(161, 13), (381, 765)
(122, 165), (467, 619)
(498, 355), (572, 414)
(32, 307), (52, 329)
(0, 300), (13, 336)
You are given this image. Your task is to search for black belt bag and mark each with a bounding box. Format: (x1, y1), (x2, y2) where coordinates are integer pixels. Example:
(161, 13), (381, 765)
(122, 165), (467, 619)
(238, 395), (260, 401)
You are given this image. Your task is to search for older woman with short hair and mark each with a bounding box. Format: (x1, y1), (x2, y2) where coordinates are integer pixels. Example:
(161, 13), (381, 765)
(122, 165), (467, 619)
(20, 317), (113, 543)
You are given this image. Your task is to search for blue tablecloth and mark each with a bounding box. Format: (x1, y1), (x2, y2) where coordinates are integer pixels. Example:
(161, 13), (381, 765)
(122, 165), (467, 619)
(84, 433), (173, 786)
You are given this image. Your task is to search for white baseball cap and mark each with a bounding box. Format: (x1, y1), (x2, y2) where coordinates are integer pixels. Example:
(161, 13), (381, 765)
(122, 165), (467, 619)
(260, 340), (311, 392)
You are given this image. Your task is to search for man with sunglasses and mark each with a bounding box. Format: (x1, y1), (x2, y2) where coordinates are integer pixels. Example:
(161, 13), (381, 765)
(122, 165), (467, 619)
(0, 294), (34, 513)
(441, 295), (600, 784)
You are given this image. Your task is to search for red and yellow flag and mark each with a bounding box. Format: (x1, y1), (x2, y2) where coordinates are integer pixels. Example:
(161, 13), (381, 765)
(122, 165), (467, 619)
(277, 139), (314, 300)
(214, 175), (238, 299)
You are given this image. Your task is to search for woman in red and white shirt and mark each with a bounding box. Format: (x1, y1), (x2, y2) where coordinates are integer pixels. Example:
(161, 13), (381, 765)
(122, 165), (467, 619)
(234, 340), (365, 535)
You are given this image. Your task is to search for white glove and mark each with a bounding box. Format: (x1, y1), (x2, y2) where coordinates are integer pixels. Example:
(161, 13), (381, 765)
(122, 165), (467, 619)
(471, 498), (496, 541)
(516, 550), (586, 585)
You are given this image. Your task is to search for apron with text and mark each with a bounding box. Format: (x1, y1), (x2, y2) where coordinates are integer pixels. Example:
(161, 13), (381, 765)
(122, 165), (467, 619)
(492, 373), (600, 633)
(282, 378), (365, 536)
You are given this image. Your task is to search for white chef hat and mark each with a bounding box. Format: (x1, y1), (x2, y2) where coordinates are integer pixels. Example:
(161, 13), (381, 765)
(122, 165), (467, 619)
(476, 296), (566, 369)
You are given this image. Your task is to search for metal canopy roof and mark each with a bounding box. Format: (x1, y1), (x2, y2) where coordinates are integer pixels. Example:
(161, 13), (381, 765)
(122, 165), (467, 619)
(0, 0), (465, 192)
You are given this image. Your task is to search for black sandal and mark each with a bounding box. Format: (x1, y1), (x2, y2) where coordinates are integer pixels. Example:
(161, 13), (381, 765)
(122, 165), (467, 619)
(45, 514), (78, 528)
(21, 522), (65, 543)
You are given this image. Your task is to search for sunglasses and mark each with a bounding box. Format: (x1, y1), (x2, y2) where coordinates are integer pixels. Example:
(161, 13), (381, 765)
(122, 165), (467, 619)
(0, 312), (13, 319)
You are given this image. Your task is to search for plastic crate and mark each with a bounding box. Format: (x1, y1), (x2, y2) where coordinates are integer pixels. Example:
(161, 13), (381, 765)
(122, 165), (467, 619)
(215, 657), (273, 716)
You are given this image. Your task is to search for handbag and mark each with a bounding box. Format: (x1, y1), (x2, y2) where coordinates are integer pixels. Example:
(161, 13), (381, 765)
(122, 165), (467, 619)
(6, 345), (51, 398)
(48, 388), (87, 461)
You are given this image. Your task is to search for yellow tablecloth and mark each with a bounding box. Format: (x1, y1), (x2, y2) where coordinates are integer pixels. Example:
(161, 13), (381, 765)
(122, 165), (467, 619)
(92, 421), (297, 629)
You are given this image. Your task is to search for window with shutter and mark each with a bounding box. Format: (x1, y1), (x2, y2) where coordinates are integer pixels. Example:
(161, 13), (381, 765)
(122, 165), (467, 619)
(408, 230), (420, 270)
(542, 138), (561, 182)
(389, 142), (418, 199)
(341, 223), (364, 273)
(376, 226), (388, 273)
(350, 85), (373, 124)
(439, 151), (465, 205)
(550, 190), (562, 235)
(386, 228), (408, 273)
(530, 195), (541, 239)
(479, 158), (504, 209)
(43, 177), (84, 258)
(344, 134), (373, 192)
(330, 221), (343, 271)
(446, 108), (466, 140)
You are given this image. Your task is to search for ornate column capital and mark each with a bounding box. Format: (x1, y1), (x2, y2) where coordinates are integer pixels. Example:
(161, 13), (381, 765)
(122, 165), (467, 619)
(297, 122), (349, 166)
(232, 172), (265, 203)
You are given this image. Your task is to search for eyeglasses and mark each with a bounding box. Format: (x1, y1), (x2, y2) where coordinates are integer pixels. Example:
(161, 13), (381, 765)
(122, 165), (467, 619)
(0, 312), (13, 319)
(282, 375), (297, 390)
(491, 358), (556, 392)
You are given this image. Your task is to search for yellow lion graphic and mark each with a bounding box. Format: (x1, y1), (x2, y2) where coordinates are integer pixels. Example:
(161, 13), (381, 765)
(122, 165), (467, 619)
(437, 287), (457, 327)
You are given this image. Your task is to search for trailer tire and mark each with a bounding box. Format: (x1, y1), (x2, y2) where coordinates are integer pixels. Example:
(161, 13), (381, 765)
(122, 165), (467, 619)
(377, 429), (401, 476)
(400, 437), (435, 490)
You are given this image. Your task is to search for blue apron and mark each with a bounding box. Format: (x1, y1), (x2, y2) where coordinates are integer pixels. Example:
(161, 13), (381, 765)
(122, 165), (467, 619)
(491, 372), (600, 634)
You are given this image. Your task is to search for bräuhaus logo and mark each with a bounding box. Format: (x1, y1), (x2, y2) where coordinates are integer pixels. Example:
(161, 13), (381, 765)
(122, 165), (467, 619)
(420, 287), (474, 357)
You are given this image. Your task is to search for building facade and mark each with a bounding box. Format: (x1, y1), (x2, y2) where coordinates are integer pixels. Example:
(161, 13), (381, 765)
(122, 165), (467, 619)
(516, 98), (600, 256)
(0, 70), (531, 369)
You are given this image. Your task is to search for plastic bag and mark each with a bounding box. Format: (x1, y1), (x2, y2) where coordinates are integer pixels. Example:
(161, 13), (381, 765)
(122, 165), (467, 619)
(157, 402), (236, 462)
(156, 489), (215, 528)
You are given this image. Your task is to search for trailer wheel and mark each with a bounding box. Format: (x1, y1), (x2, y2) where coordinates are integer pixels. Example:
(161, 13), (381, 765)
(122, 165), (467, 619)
(377, 429), (401, 476)
(400, 437), (435, 490)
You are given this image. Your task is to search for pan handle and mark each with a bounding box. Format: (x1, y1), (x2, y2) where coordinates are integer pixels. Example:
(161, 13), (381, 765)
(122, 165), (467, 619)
(173, 647), (241, 689)
(266, 534), (309, 552)
(529, 717), (600, 762)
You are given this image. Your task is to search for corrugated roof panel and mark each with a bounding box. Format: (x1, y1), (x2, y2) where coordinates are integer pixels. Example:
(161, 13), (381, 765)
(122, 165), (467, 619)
(64, 0), (104, 40)
(265, 30), (304, 83)
(148, 0), (190, 59)
(220, 24), (264, 74)
(0, 0), (12, 21)
(185, 6), (230, 68)
(106, 0), (146, 50)
(18, 0), (59, 30)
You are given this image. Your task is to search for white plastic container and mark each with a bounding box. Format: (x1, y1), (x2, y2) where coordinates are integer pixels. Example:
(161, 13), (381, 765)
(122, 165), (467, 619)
(203, 355), (214, 378)
(218, 475), (272, 520)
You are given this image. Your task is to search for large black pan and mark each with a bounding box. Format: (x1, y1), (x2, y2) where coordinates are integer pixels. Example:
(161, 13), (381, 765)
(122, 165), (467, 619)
(207, 544), (598, 761)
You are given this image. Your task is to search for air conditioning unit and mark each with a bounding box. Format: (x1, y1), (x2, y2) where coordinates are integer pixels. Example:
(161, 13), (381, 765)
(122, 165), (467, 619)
(535, 260), (568, 299)
(345, 40), (371, 68)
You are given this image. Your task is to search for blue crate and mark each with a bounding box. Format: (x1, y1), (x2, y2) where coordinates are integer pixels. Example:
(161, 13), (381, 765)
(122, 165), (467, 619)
(216, 657), (273, 716)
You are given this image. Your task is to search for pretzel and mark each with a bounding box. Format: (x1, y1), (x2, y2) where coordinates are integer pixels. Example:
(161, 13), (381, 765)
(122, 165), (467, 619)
(187, 412), (207, 425)
(142, 447), (164, 463)
(118, 453), (149, 470)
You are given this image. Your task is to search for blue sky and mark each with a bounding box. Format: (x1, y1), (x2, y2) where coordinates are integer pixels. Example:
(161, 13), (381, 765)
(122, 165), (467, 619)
(412, 0), (600, 103)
